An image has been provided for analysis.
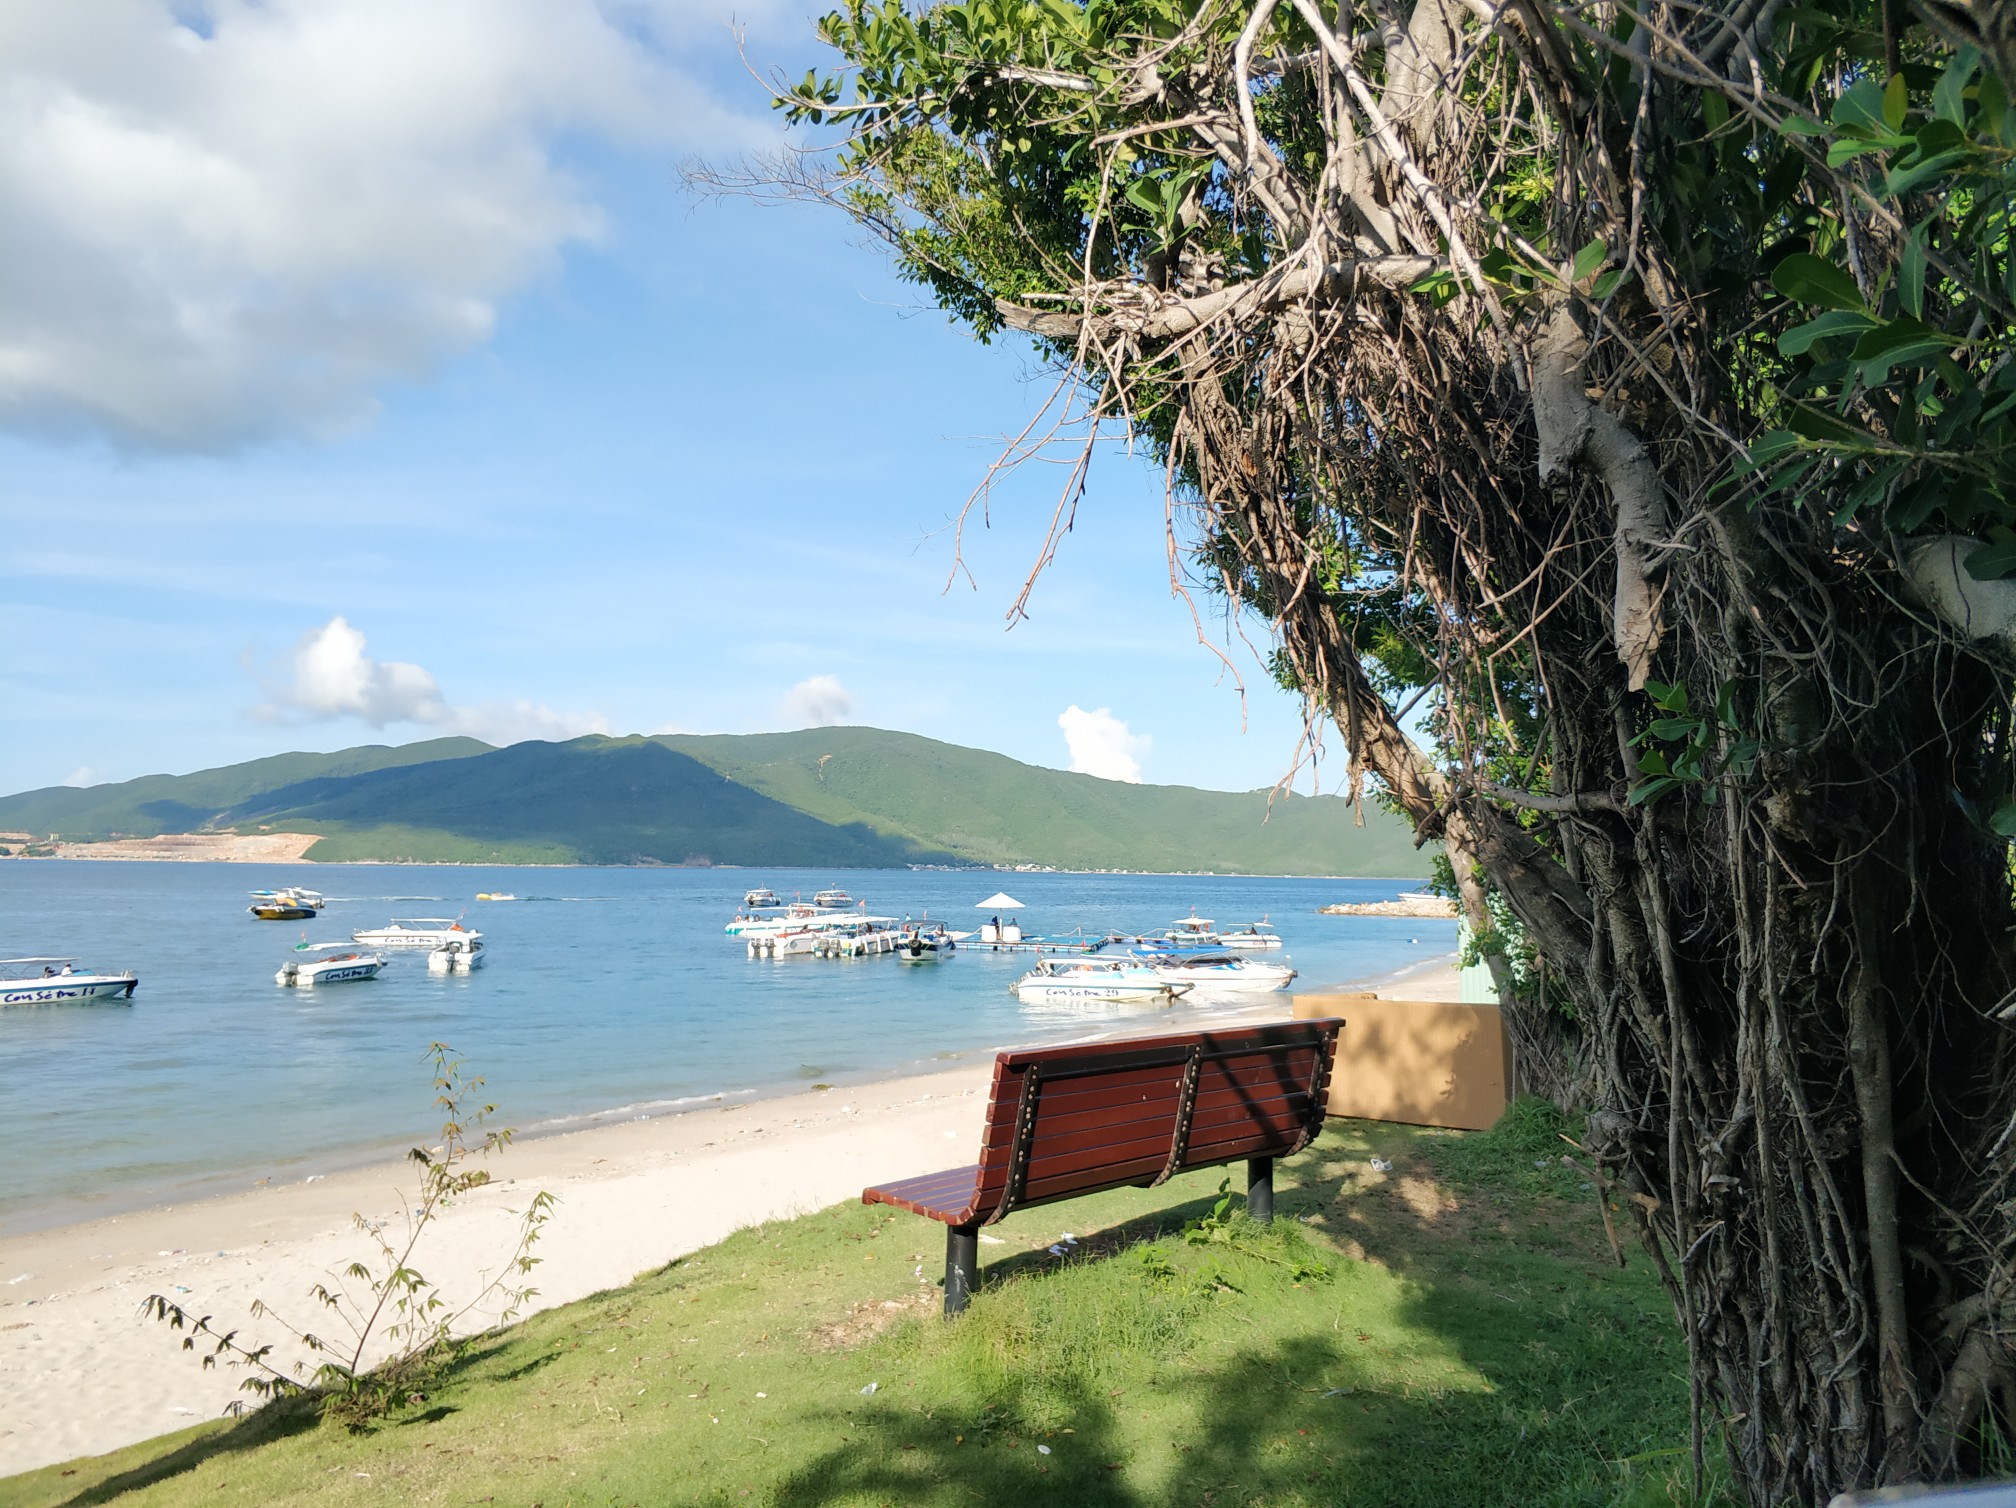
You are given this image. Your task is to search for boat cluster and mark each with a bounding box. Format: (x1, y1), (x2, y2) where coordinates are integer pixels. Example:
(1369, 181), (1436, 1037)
(274, 917), (487, 987)
(1013, 914), (1296, 1005)
(728, 887), (961, 963)
(726, 888), (1297, 1005)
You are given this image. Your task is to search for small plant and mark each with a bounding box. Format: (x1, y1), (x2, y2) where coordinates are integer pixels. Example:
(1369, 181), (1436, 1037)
(1183, 1178), (1237, 1245)
(145, 1042), (554, 1429)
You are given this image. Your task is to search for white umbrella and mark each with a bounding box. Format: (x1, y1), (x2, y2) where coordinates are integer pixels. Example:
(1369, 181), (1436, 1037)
(976, 892), (1025, 910)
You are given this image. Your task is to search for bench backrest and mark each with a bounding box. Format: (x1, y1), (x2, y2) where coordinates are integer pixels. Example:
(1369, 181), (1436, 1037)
(965, 1017), (1341, 1225)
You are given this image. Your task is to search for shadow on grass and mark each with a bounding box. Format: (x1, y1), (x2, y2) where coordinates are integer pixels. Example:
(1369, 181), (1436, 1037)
(48, 1394), (321, 1508)
(774, 1121), (1705, 1508)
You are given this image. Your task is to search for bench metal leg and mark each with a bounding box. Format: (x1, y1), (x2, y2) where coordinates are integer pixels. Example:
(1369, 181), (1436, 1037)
(944, 1224), (979, 1315)
(1247, 1157), (1275, 1223)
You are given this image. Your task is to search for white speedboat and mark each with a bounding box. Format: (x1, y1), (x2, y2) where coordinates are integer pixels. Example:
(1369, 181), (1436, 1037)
(1142, 952), (1298, 993)
(475, 892), (518, 902)
(742, 887), (782, 909)
(813, 887), (856, 909)
(1217, 919), (1284, 950)
(351, 918), (482, 949)
(0, 957), (139, 1006)
(275, 944), (386, 987)
(897, 922), (955, 961)
(1012, 957), (1190, 1004)
(427, 936), (486, 974)
(730, 905), (864, 940)
(1167, 913), (1224, 946)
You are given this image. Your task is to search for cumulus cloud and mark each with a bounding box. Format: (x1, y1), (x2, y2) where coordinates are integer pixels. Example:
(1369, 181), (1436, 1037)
(1058, 705), (1149, 783)
(781, 675), (854, 729)
(0, 1), (771, 450)
(258, 615), (608, 746)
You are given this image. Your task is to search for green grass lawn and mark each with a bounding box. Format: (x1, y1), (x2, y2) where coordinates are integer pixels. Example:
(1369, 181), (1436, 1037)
(2, 1107), (1719, 1508)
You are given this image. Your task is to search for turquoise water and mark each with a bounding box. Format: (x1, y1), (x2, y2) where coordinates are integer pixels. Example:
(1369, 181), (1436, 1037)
(0, 863), (1452, 1231)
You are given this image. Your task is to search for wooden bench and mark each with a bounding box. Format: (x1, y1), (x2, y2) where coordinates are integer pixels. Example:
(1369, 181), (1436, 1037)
(864, 1017), (1343, 1313)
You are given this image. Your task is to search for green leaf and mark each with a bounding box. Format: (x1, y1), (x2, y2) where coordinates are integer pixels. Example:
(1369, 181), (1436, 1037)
(1933, 47), (1980, 124)
(1899, 223), (1929, 318)
(1780, 310), (1877, 355)
(1883, 72), (1908, 131)
(1746, 429), (1806, 466)
(1784, 404), (1869, 444)
(1964, 533), (2016, 581)
(1834, 77), (1890, 134)
(1990, 796), (2016, 838)
(1627, 776), (1683, 807)
(1773, 253), (1865, 311)
(1571, 238), (1608, 285)
(1850, 316), (1960, 381)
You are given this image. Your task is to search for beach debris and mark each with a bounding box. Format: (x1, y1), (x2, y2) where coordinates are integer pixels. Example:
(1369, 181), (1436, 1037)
(156, 1249), (184, 1256)
(979, 1234), (1006, 1246)
(755, 1392), (767, 1399)
(173, 1286), (190, 1294)
(5, 1275), (28, 1285)
(1368, 1158), (1394, 1172)
(1038, 1444), (1053, 1455)
(860, 1381), (879, 1395)
(303, 1175), (323, 1184)
(1324, 1387), (1356, 1397)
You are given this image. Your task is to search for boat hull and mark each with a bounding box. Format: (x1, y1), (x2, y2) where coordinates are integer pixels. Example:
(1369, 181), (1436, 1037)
(427, 946), (486, 974)
(1, 974), (137, 1006)
(250, 904), (317, 921)
(276, 957), (385, 987)
(1013, 980), (1183, 1003)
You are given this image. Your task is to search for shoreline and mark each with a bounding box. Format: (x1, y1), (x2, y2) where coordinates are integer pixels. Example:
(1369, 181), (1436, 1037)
(0, 963), (1461, 1476)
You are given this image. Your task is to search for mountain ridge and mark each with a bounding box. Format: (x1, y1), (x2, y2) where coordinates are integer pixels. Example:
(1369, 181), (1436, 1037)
(0, 728), (1428, 876)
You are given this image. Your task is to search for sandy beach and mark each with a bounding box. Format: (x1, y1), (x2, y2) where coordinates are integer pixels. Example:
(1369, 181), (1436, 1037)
(0, 963), (1461, 1476)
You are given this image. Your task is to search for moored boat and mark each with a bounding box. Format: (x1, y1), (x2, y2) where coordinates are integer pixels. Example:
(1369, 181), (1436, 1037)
(1167, 913), (1224, 946)
(1217, 919), (1284, 950)
(427, 936), (486, 974)
(897, 921), (956, 961)
(352, 918), (482, 949)
(812, 887), (856, 909)
(475, 892), (518, 902)
(1012, 957), (1190, 1004)
(248, 887), (326, 921)
(742, 887), (782, 909)
(275, 944), (386, 987)
(0, 957), (139, 1006)
(1140, 952), (1298, 993)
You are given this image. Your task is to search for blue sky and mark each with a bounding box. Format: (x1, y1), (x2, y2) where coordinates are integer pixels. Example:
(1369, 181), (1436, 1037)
(1, 1), (1336, 799)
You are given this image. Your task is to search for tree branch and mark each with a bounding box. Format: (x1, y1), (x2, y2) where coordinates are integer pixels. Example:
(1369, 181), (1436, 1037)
(995, 255), (1438, 340)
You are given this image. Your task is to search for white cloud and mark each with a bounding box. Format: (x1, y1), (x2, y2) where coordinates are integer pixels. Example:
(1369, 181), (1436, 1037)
(1058, 705), (1149, 783)
(0, 1), (773, 450)
(258, 615), (607, 746)
(781, 675), (854, 729)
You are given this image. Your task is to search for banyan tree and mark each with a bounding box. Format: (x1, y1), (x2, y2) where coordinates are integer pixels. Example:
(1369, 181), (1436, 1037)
(719, 0), (2016, 1498)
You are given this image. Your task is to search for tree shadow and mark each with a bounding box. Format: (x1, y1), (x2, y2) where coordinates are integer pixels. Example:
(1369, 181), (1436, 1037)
(48, 1394), (321, 1508)
(784, 1121), (1700, 1507)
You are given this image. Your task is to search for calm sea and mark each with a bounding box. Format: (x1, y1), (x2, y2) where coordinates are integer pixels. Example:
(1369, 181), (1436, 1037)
(0, 863), (1452, 1232)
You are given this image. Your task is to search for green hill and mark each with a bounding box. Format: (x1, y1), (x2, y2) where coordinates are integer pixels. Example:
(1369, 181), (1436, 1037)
(0, 729), (1428, 875)
(658, 727), (1425, 875)
(0, 738), (492, 839)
